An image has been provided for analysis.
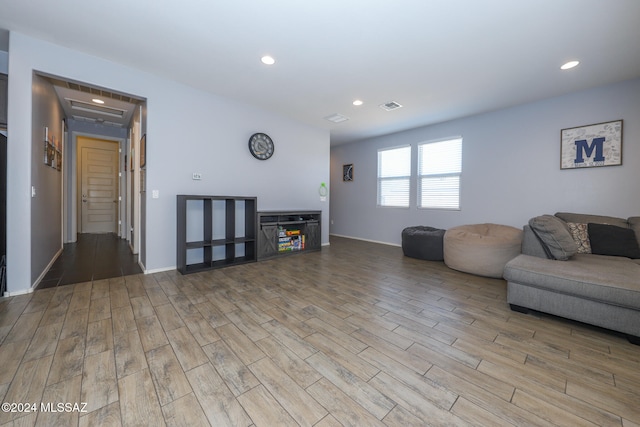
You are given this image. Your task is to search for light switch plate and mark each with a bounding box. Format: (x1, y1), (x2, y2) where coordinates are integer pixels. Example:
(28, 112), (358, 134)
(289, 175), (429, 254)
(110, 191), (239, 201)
(192, 173), (202, 180)
(152, 190), (159, 199)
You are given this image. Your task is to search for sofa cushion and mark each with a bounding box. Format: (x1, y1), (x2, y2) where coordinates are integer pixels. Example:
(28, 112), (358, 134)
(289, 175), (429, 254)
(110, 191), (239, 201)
(528, 215), (577, 260)
(566, 222), (591, 254)
(521, 225), (551, 259)
(629, 217), (640, 245)
(588, 223), (640, 259)
(504, 254), (640, 309)
(555, 212), (628, 228)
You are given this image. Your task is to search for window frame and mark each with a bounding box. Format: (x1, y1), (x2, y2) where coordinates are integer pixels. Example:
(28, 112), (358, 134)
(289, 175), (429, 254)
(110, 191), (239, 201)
(376, 144), (412, 208)
(417, 136), (462, 210)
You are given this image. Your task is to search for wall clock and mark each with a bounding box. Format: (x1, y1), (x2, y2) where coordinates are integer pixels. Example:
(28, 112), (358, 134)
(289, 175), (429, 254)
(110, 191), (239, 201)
(248, 132), (274, 160)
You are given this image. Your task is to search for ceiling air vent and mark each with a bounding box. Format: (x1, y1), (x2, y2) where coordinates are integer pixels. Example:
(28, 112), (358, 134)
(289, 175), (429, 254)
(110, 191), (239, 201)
(103, 121), (124, 128)
(72, 115), (97, 123)
(50, 78), (139, 103)
(66, 98), (126, 118)
(379, 101), (403, 111)
(324, 113), (349, 123)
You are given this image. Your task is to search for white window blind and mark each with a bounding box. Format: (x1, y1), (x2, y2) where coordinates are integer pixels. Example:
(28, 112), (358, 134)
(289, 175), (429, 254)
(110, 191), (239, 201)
(377, 145), (411, 207)
(418, 138), (462, 209)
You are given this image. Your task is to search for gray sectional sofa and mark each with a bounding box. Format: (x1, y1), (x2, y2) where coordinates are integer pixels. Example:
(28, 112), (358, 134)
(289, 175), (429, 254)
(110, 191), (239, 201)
(503, 212), (640, 344)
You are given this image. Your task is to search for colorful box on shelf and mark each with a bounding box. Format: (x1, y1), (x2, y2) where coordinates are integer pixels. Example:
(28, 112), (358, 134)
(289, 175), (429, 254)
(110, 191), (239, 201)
(278, 234), (304, 252)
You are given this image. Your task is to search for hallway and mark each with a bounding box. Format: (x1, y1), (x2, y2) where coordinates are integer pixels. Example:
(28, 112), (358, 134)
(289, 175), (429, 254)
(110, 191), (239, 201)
(38, 233), (142, 288)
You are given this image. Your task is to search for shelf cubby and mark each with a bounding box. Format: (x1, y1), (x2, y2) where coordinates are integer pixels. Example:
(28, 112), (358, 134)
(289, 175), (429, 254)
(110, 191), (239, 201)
(177, 195), (257, 274)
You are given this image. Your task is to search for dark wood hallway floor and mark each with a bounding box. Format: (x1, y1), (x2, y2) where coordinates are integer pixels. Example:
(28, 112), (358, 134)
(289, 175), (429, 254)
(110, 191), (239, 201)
(38, 233), (142, 289)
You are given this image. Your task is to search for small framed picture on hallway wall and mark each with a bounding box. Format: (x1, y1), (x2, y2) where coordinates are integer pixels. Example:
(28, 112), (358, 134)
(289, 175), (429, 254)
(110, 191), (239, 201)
(140, 134), (146, 169)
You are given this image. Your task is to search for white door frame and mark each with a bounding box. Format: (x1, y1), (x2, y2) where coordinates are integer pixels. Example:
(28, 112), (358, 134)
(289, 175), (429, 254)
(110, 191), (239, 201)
(129, 108), (142, 255)
(66, 131), (125, 242)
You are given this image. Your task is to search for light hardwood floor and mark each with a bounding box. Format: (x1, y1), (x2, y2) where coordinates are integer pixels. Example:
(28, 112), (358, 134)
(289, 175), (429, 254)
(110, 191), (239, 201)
(1, 236), (638, 426)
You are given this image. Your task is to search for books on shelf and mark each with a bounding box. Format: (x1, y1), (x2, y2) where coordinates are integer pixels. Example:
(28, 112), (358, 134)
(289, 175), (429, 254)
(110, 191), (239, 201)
(278, 230), (306, 252)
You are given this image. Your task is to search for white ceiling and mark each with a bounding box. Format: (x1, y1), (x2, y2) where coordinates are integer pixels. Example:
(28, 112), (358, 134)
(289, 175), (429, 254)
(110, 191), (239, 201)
(1, 0), (639, 145)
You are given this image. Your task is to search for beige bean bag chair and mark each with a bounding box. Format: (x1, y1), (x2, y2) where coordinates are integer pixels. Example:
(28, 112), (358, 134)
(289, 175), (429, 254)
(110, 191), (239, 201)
(444, 223), (523, 278)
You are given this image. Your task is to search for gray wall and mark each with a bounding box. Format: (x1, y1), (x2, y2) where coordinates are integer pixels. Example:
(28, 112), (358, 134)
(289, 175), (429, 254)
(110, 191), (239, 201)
(30, 73), (64, 283)
(330, 78), (640, 246)
(6, 31), (330, 294)
(0, 50), (7, 73)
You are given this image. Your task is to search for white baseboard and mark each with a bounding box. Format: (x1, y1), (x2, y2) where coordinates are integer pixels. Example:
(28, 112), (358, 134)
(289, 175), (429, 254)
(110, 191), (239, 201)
(144, 265), (177, 274)
(4, 287), (35, 297)
(32, 247), (64, 289)
(329, 233), (401, 247)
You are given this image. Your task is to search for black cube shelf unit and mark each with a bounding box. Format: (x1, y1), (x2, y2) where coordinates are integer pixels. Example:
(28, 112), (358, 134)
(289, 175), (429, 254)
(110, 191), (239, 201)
(177, 195), (257, 274)
(257, 210), (321, 260)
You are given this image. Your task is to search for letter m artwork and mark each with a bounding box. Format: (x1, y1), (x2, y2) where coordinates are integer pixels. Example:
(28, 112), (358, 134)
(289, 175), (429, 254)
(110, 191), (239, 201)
(560, 120), (623, 169)
(574, 137), (605, 165)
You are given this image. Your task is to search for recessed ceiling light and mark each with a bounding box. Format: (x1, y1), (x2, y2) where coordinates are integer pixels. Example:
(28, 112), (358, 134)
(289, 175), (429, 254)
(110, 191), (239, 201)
(352, 100), (363, 106)
(561, 60), (580, 70)
(261, 55), (275, 65)
(92, 98), (105, 104)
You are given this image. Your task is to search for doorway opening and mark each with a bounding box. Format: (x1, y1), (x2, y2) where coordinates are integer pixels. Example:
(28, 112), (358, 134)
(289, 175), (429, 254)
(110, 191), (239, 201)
(34, 72), (147, 288)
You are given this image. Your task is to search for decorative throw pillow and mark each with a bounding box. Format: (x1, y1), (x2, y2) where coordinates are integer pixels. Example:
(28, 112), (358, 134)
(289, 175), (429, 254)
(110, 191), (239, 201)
(566, 222), (591, 254)
(588, 223), (640, 259)
(528, 215), (578, 261)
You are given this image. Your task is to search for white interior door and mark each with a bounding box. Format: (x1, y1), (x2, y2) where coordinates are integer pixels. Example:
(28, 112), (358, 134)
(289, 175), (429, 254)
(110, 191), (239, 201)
(78, 137), (119, 233)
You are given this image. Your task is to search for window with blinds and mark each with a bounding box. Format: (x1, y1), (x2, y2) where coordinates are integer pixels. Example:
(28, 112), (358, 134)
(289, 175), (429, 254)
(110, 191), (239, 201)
(418, 137), (462, 209)
(377, 145), (411, 207)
